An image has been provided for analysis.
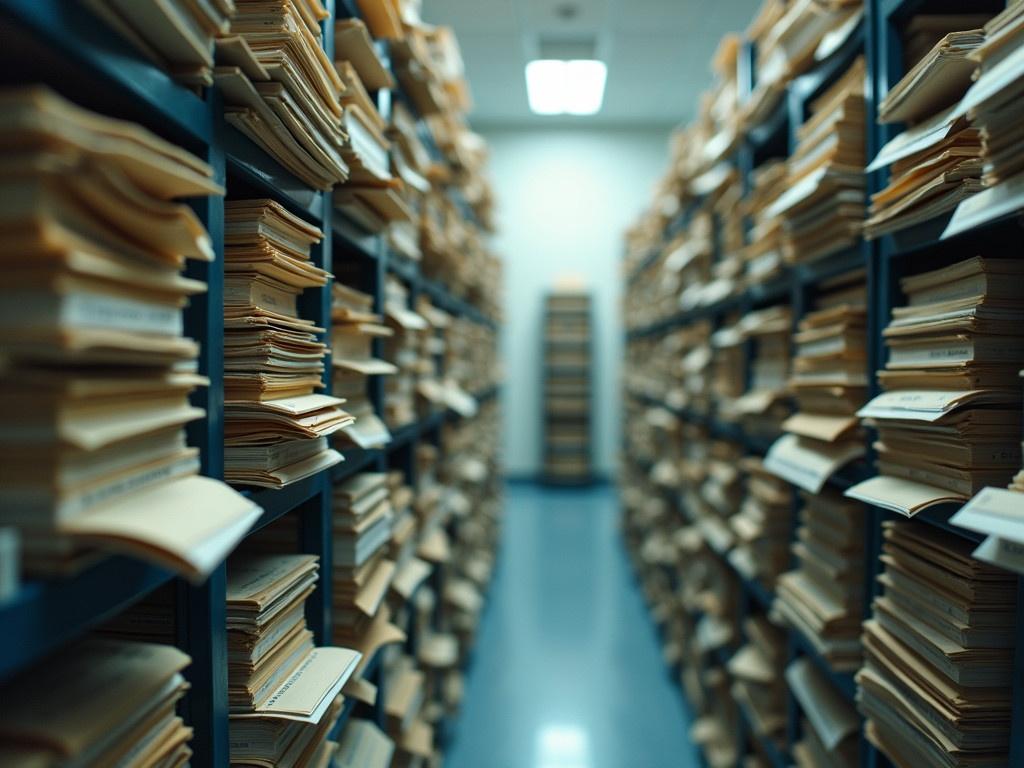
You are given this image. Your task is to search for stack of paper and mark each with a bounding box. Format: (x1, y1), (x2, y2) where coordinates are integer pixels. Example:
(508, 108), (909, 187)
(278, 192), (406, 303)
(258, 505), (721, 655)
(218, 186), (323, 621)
(857, 520), (1017, 767)
(226, 553), (361, 766)
(733, 306), (793, 439)
(740, 161), (788, 286)
(385, 103), (433, 262)
(332, 473), (396, 644)
(728, 615), (788, 744)
(413, 297), (449, 417)
(84, 0), (231, 87)
(383, 278), (429, 428)
(383, 654), (435, 767)
(0, 638), (193, 765)
(900, 15), (996, 70)
(766, 278), (868, 492)
(943, 4), (1024, 236)
(787, 657), (861, 768)
(768, 57), (866, 264)
(216, 0), (348, 189)
(693, 441), (745, 555)
(223, 199), (348, 486)
(846, 257), (1024, 516)
(0, 86), (260, 580)
(774, 489), (865, 672)
(729, 457), (793, 587)
(334, 718), (395, 768)
(331, 282), (395, 450)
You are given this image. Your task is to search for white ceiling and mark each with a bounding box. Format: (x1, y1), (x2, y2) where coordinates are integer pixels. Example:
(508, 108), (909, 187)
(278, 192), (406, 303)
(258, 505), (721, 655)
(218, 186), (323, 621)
(421, 0), (762, 127)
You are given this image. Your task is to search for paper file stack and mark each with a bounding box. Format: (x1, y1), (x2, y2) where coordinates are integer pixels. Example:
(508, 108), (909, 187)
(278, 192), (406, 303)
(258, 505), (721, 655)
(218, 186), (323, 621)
(728, 615), (788, 745)
(223, 199), (348, 487)
(331, 282), (395, 450)
(383, 654), (434, 768)
(847, 257), (1024, 516)
(768, 57), (866, 265)
(0, 86), (260, 580)
(0, 638), (193, 765)
(775, 489), (865, 672)
(413, 297), (448, 417)
(382, 278), (428, 429)
(385, 103), (433, 262)
(729, 457), (793, 588)
(740, 160), (788, 286)
(944, 5), (1024, 236)
(216, 0), (348, 190)
(766, 277), (867, 493)
(227, 553), (361, 767)
(788, 657), (861, 768)
(733, 306), (792, 440)
(857, 521), (1017, 768)
(334, 718), (395, 768)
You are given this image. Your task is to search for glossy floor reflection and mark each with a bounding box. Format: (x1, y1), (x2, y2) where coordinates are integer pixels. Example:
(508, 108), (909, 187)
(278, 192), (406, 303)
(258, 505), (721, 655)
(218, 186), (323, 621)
(445, 482), (702, 768)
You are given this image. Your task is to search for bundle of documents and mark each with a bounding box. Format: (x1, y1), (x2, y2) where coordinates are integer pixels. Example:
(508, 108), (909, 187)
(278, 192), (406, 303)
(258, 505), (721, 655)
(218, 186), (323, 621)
(413, 297), (449, 417)
(857, 520), (1017, 768)
(226, 553), (361, 766)
(383, 278), (428, 428)
(0, 638), (193, 765)
(385, 102), (433, 261)
(774, 489), (865, 672)
(733, 306), (793, 439)
(740, 161), (788, 286)
(84, 0), (232, 87)
(767, 57), (866, 264)
(727, 615), (788, 743)
(729, 457), (793, 587)
(944, 4), (1024, 237)
(766, 279), (868, 492)
(216, 0), (349, 189)
(223, 199), (348, 486)
(334, 718), (395, 768)
(0, 86), (260, 580)
(787, 657), (861, 768)
(847, 257), (1024, 516)
(383, 654), (435, 768)
(331, 282), (395, 450)
(332, 473), (396, 644)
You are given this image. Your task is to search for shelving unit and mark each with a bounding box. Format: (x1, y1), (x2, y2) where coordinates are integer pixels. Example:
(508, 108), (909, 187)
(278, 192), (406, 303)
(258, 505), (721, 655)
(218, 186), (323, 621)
(0, 2), (501, 765)
(623, 2), (1024, 768)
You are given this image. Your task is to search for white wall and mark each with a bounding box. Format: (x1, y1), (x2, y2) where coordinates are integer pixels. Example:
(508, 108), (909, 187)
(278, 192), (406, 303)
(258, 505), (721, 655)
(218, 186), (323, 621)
(481, 126), (671, 477)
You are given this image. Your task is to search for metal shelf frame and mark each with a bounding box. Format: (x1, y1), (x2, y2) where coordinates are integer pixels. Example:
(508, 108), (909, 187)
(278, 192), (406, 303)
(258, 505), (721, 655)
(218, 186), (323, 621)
(625, 2), (1024, 767)
(0, 1), (500, 763)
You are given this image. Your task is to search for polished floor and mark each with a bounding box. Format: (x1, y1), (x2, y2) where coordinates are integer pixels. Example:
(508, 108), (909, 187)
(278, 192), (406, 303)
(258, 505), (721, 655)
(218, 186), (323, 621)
(445, 482), (701, 768)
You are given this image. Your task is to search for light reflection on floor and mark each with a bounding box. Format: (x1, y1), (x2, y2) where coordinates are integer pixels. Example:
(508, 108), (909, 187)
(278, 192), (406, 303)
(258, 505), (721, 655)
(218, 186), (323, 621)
(444, 483), (701, 768)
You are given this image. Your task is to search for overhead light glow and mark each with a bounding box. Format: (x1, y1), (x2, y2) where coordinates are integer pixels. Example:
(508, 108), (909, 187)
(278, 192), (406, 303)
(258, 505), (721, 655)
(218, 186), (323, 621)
(525, 59), (607, 116)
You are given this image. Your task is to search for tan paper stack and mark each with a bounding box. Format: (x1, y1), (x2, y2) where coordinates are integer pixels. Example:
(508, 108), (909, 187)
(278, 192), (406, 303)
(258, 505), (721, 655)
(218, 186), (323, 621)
(413, 297), (448, 417)
(83, 0), (233, 87)
(774, 489), (865, 672)
(223, 199), (349, 487)
(333, 718), (395, 768)
(740, 160), (788, 286)
(767, 57), (866, 264)
(945, 4), (1024, 236)
(857, 521), (1016, 768)
(733, 306), (793, 440)
(383, 654), (435, 768)
(227, 553), (361, 767)
(216, 0), (348, 189)
(0, 86), (260, 581)
(382, 278), (428, 429)
(787, 657), (861, 768)
(728, 615), (788, 746)
(331, 282), (395, 450)
(729, 457), (793, 588)
(385, 103), (432, 262)
(765, 278), (868, 493)
(847, 257), (1024, 516)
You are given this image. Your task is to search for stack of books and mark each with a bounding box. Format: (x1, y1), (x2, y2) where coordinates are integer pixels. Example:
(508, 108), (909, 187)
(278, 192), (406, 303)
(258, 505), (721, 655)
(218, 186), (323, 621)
(847, 257), (1024, 516)
(729, 457), (793, 588)
(858, 521), (1017, 767)
(217, 0), (348, 189)
(0, 87), (259, 580)
(787, 657), (861, 768)
(382, 278), (428, 429)
(767, 57), (866, 265)
(728, 615), (788, 746)
(223, 199), (349, 487)
(766, 277), (868, 493)
(227, 553), (361, 767)
(774, 489), (866, 672)
(331, 282), (395, 450)
(733, 305), (792, 440)
(0, 638), (192, 765)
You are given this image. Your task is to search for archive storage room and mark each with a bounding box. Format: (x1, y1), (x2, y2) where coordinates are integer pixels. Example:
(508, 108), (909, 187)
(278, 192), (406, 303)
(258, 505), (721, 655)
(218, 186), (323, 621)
(2, 0), (1024, 767)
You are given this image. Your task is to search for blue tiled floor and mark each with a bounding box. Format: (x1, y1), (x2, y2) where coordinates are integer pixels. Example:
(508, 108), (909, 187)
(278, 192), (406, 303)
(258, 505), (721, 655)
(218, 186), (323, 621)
(445, 482), (702, 768)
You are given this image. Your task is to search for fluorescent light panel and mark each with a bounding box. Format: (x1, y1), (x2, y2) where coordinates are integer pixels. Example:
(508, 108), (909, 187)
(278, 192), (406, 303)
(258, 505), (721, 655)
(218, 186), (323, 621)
(525, 59), (607, 116)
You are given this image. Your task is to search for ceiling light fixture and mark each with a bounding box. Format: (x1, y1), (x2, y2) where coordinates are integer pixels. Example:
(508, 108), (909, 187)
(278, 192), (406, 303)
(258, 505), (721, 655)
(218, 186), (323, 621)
(525, 59), (607, 116)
